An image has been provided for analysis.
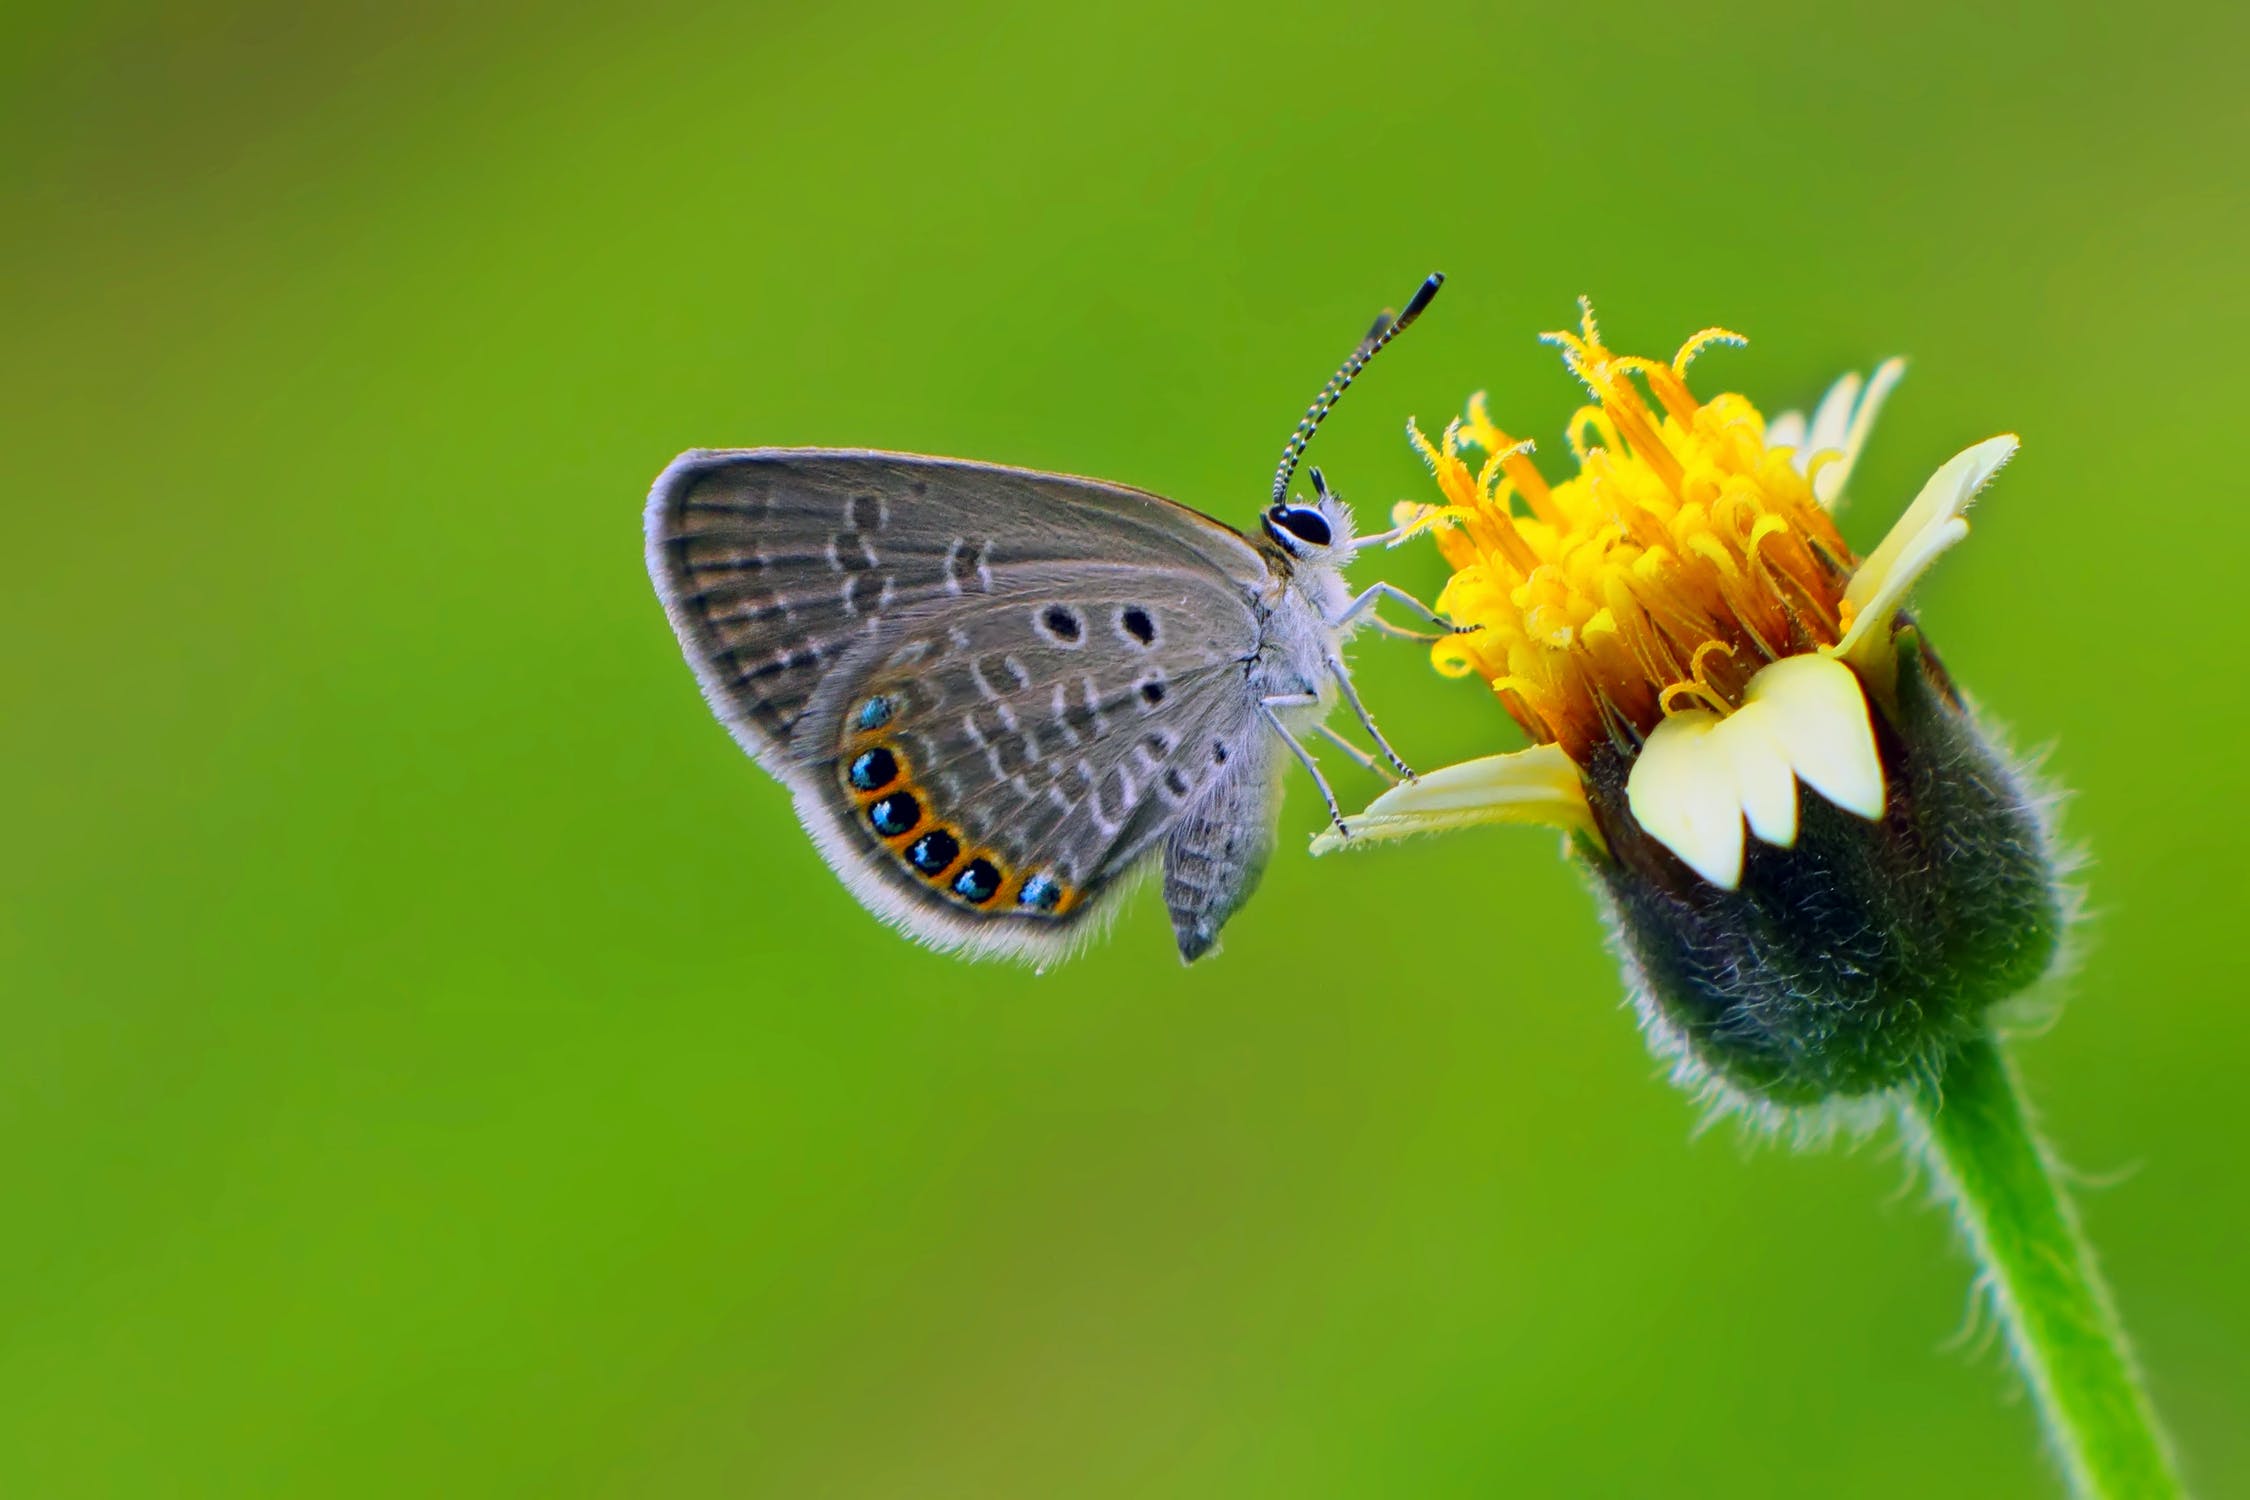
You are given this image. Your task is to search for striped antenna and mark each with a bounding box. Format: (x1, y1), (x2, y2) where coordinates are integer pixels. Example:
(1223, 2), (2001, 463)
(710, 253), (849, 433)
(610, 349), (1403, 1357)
(1270, 272), (1444, 507)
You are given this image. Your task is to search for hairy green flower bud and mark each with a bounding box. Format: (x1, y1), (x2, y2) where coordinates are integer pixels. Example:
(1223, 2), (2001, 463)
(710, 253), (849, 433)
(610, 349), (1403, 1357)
(1580, 630), (2065, 1109)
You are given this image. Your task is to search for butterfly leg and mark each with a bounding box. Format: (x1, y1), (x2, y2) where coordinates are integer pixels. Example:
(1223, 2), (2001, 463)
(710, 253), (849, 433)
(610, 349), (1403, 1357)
(1358, 614), (1447, 644)
(1259, 694), (1350, 837)
(1325, 656), (1415, 781)
(1314, 722), (1403, 785)
(1332, 581), (1474, 636)
(1348, 515), (1441, 549)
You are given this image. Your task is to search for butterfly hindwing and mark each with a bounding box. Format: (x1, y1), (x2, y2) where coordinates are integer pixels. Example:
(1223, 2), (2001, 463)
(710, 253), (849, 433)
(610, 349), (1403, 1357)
(646, 449), (1278, 960)
(807, 589), (1267, 957)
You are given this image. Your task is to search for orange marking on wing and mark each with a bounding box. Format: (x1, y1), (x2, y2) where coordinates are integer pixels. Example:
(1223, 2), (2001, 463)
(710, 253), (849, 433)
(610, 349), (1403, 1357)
(841, 739), (1076, 918)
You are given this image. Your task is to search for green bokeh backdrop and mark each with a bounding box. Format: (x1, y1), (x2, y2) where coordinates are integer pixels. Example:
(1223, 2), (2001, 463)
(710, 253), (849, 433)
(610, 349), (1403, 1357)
(6, 2), (2246, 1494)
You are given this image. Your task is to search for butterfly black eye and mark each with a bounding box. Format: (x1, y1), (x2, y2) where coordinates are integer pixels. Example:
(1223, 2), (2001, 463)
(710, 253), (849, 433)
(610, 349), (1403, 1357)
(1266, 504), (1333, 548)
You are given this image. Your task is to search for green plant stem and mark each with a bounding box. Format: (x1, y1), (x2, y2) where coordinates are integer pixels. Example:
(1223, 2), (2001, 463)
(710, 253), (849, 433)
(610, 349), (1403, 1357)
(1898, 1033), (2182, 1499)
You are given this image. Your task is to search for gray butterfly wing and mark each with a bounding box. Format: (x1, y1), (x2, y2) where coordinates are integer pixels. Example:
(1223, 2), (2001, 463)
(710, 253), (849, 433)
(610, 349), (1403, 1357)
(645, 448), (1279, 962)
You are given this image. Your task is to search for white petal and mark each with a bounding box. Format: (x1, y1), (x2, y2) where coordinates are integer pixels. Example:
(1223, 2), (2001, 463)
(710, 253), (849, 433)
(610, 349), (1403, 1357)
(1835, 517), (1971, 677)
(1716, 703), (1801, 846)
(1624, 658), (1887, 889)
(1835, 434), (2017, 669)
(1627, 712), (1748, 889)
(1311, 742), (1591, 855)
(1743, 654), (1885, 821)
(1811, 357), (1906, 508)
(1804, 371), (1865, 464)
(1764, 409), (1807, 454)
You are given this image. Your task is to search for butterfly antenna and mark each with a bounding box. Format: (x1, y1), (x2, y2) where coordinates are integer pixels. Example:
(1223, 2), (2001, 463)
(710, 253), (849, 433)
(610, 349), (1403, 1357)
(1271, 271), (1444, 508)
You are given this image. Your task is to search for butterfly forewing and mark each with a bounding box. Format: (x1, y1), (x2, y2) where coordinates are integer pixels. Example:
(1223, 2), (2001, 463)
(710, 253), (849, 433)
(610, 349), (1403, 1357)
(646, 450), (1278, 960)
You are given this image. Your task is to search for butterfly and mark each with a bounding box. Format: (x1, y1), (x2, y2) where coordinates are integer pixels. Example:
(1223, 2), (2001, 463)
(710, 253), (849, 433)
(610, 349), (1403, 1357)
(645, 273), (1458, 964)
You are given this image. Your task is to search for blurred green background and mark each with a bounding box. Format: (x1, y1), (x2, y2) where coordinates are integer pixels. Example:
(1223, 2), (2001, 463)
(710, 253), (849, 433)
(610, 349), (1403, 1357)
(6, 1), (2245, 1494)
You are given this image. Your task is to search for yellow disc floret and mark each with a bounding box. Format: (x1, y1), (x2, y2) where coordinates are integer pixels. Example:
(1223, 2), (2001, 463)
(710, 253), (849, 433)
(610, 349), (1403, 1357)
(1411, 303), (1862, 761)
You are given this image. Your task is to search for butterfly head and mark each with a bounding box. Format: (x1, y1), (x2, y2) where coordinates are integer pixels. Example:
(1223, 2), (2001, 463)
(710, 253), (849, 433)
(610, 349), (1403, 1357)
(1260, 465), (1356, 561)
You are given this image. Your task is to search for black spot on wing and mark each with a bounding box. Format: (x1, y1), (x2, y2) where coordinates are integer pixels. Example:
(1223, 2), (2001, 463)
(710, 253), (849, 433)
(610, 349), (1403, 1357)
(1038, 605), (1084, 645)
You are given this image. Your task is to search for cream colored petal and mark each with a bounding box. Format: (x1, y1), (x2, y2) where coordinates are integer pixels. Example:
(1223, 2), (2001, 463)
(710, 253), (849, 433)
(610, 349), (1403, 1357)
(1309, 742), (1591, 855)
(1764, 409), (1807, 453)
(1834, 434), (2018, 669)
(1812, 356), (1907, 508)
(1625, 659), (1886, 889)
(1627, 711), (1747, 889)
(1742, 654), (1885, 821)
(1834, 516), (1971, 674)
(1847, 434), (2017, 607)
(1716, 702), (1801, 847)
(1804, 371), (1865, 464)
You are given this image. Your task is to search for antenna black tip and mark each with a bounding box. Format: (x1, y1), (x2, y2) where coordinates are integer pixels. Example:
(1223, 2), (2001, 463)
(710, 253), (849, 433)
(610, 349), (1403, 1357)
(1399, 272), (1444, 327)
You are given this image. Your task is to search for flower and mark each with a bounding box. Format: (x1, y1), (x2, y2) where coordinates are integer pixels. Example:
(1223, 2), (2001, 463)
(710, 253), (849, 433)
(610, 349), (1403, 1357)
(1322, 304), (2067, 1114)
